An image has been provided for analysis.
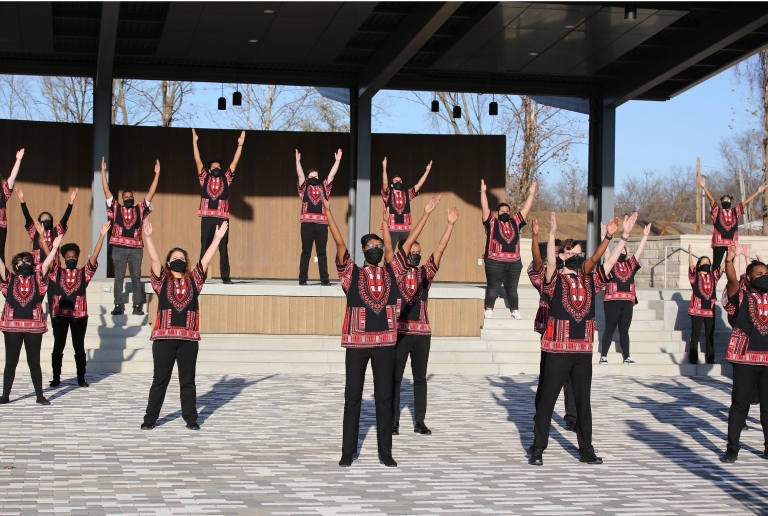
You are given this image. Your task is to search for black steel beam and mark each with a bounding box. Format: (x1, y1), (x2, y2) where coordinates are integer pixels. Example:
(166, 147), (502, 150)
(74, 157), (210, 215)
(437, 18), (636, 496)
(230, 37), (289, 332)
(95, 2), (120, 88)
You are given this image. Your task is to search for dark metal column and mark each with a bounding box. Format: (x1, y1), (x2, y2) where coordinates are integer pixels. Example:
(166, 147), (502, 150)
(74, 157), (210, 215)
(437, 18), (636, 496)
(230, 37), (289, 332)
(586, 98), (616, 256)
(347, 88), (372, 264)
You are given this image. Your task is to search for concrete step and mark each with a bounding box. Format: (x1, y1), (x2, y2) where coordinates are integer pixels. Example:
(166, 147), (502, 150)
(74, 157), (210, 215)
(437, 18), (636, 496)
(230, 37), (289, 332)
(482, 317), (665, 331)
(85, 313), (149, 327)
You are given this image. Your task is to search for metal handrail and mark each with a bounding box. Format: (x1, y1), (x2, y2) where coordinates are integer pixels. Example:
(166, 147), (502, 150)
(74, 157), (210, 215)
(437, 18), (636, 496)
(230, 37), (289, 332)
(659, 245), (701, 289)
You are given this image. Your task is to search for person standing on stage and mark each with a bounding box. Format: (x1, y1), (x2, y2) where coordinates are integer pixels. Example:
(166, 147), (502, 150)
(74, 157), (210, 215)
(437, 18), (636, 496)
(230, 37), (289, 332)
(480, 178), (536, 320)
(48, 221), (110, 388)
(17, 187), (78, 265)
(699, 177), (766, 270)
(0, 149), (24, 264)
(102, 156), (159, 316)
(192, 129), (244, 284)
(529, 211), (636, 466)
(381, 157), (433, 245)
(687, 245), (720, 365)
(599, 222), (652, 365)
(295, 148), (342, 286)
(383, 196), (456, 436)
(140, 218), (228, 431)
(0, 234), (62, 405)
(721, 244), (768, 463)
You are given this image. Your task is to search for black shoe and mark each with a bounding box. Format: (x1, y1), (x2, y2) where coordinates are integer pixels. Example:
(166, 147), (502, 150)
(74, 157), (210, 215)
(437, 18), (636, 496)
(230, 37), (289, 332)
(579, 447), (603, 464)
(338, 454), (353, 467)
(132, 305), (144, 316)
(721, 450), (739, 463)
(78, 378), (89, 388)
(49, 377), (61, 388)
(689, 357), (698, 364)
(141, 422), (154, 430)
(414, 421), (432, 435)
(378, 454), (397, 467)
(392, 423), (399, 435)
(111, 305), (125, 315)
(706, 359), (716, 365)
(565, 421), (577, 432)
(321, 281), (332, 286)
(186, 422), (200, 430)
(36, 396), (51, 405)
(299, 281), (307, 286)
(0, 396), (9, 404)
(529, 448), (543, 466)
(223, 278), (233, 285)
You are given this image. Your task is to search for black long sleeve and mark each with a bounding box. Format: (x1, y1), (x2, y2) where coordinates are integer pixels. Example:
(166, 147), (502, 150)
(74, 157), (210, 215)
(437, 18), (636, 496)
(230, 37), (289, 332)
(60, 203), (72, 227)
(20, 202), (33, 228)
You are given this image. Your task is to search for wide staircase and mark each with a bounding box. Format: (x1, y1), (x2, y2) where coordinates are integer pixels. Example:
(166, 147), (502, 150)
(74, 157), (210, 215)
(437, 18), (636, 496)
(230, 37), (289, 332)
(0, 279), (732, 377)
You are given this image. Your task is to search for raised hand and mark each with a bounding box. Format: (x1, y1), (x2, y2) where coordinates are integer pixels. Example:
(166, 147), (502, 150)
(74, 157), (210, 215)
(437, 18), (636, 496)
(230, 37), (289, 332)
(727, 245), (736, 263)
(607, 216), (619, 237)
(480, 179), (487, 193)
(295, 149), (301, 162)
(447, 206), (459, 225)
(759, 183), (768, 193)
(143, 220), (152, 238)
(383, 205), (390, 223)
(424, 193), (444, 214)
(154, 160), (160, 175)
(528, 180), (538, 195)
(70, 188), (79, 203)
(622, 212), (638, 236)
(698, 177), (706, 188)
(335, 149), (342, 161)
(426, 160), (432, 173)
(192, 128), (198, 142)
(532, 217), (540, 236)
(215, 221), (229, 238)
(643, 223), (652, 236)
(549, 212), (557, 235)
(600, 222), (606, 240)
(100, 221), (111, 235)
(33, 220), (44, 235)
(51, 234), (63, 250)
(688, 244), (692, 254)
(733, 243), (744, 257)
(237, 131), (245, 146)
(15, 187), (23, 201)
(15, 149), (24, 160)
(382, 157), (387, 169)
(744, 245), (751, 261)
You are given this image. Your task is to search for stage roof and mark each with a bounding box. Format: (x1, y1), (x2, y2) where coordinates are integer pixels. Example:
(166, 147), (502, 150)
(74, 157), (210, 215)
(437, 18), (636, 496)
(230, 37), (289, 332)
(1, 1), (768, 106)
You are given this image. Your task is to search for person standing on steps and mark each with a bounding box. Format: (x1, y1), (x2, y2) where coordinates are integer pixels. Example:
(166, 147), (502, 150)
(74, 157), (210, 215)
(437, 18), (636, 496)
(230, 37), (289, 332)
(192, 129), (244, 285)
(140, 219), (228, 431)
(383, 196), (456, 437)
(48, 221), (110, 389)
(529, 211), (636, 467)
(102, 156), (159, 316)
(687, 245), (720, 365)
(699, 177), (767, 270)
(295, 148), (342, 286)
(0, 149), (24, 264)
(480, 179), (536, 320)
(599, 222), (652, 365)
(381, 157), (433, 245)
(0, 234), (63, 406)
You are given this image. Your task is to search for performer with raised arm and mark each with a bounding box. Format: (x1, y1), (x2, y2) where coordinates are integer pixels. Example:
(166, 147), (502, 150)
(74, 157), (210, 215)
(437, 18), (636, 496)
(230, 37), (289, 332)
(480, 179), (536, 320)
(720, 244), (768, 463)
(48, 221), (110, 389)
(140, 219), (228, 431)
(0, 149), (24, 264)
(382, 195), (456, 436)
(599, 222), (652, 365)
(381, 157), (432, 245)
(295, 148), (342, 286)
(102, 157), (159, 316)
(192, 129), (244, 284)
(18, 187), (77, 265)
(529, 211), (636, 466)
(687, 245), (720, 365)
(700, 177), (767, 270)
(0, 234), (62, 405)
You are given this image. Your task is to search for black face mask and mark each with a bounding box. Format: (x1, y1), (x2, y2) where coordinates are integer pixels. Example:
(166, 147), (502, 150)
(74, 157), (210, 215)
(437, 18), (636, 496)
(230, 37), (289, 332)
(210, 167), (223, 178)
(721, 200), (732, 209)
(751, 275), (768, 292)
(392, 181), (404, 191)
(564, 255), (585, 270)
(307, 177), (321, 186)
(40, 219), (53, 231)
(15, 263), (32, 277)
(617, 253), (627, 263)
(698, 264), (711, 273)
(498, 212), (511, 223)
(408, 254), (421, 267)
(65, 259), (78, 269)
(169, 259), (187, 272)
(123, 198), (135, 209)
(555, 257), (564, 270)
(364, 248), (384, 265)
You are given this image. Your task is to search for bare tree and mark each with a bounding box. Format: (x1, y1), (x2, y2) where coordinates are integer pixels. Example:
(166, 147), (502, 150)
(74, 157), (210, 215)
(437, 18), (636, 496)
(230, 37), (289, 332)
(38, 76), (93, 123)
(204, 84), (315, 131)
(615, 165), (698, 223)
(0, 75), (38, 120)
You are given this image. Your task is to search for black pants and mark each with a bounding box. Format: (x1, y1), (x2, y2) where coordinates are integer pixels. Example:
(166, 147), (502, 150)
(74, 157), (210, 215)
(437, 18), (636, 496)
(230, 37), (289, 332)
(727, 363), (768, 453)
(389, 231), (410, 250)
(0, 226), (7, 265)
(713, 246), (727, 271)
(484, 258), (523, 310)
(200, 217), (230, 280)
(144, 339), (199, 425)
(112, 246), (146, 307)
(601, 301), (634, 359)
(3, 332), (43, 397)
(690, 315), (715, 363)
(533, 352), (592, 451)
(534, 350), (577, 425)
(299, 223), (329, 283)
(392, 334), (430, 425)
(51, 316), (88, 380)
(342, 346), (396, 457)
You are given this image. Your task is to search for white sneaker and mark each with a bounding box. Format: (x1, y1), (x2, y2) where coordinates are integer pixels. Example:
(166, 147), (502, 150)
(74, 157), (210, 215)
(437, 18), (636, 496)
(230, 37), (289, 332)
(484, 309), (493, 319)
(624, 357), (636, 364)
(599, 356), (608, 364)
(511, 310), (522, 320)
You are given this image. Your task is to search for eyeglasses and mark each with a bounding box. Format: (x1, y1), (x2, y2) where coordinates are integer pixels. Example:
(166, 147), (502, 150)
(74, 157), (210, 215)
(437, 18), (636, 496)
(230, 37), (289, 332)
(562, 251), (585, 259)
(365, 244), (384, 250)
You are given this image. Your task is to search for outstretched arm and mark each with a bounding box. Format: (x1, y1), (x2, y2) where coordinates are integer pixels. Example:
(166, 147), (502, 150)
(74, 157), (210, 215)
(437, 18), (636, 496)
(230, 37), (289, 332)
(413, 160), (432, 193)
(90, 221), (111, 267)
(480, 179), (490, 222)
(230, 131), (245, 172)
(586, 217), (618, 274)
(382, 157), (389, 189)
(327, 149), (342, 184)
(402, 194), (443, 256)
(433, 206), (458, 266)
(698, 178), (716, 207)
(295, 149), (305, 186)
(604, 213), (638, 275)
(519, 180), (537, 220)
(145, 160), (160, 202)
(101, 156), (112, 199)
(688, 244), (695, 273)
(60, 188), (77, 227)
(531, 217), (542, 272)
(383, 206), (394, 264)
(192, 129), (204, 175)
(726, 245), (742, 298)
(545, 212), (557, 283)
(322, 197), (347, 263)
(17, 188), (33, 227)
(42, 235), (63, 274)
(634, 223), (652, 261)
(742, 183), (768, 207)
(7, 148), (23, 189)
(201, 222), (229, 273)
(143, 220), (162, 277)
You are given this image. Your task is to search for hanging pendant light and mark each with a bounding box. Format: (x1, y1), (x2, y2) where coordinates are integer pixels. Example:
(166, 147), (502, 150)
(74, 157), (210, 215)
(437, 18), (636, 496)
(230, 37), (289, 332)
(218, 83), (226, 110)
(233, 68), (242, 106)
(431, 96), (439, 113)
(453, 105), (461, 119)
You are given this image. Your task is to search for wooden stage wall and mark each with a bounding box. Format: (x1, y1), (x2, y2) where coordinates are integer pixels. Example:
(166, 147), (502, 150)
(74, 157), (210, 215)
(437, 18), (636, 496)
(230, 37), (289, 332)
(0, 119), (505, 283)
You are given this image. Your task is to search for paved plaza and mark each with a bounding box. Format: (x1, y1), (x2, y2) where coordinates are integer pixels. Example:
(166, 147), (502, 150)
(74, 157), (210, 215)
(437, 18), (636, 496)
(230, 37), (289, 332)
(0, 372), (767, 515)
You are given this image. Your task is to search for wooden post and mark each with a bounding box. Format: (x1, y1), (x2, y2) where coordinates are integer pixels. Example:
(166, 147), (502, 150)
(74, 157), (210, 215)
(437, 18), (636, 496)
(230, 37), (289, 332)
(696, 157), (701, 235)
